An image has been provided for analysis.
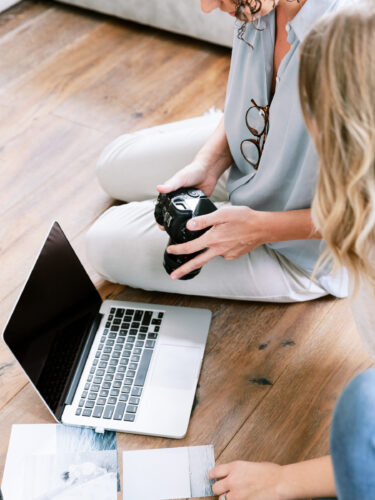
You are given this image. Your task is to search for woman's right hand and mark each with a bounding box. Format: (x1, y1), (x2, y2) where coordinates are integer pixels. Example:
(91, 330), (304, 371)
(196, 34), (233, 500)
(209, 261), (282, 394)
(156, 159), (219, 197)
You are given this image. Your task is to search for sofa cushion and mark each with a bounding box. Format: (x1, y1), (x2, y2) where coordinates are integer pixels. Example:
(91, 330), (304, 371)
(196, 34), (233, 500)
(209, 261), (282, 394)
(57, 0), (234, 47)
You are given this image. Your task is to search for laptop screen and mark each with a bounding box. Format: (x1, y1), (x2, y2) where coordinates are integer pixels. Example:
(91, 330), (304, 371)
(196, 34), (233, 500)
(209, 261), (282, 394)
(3, 222), (102, 419)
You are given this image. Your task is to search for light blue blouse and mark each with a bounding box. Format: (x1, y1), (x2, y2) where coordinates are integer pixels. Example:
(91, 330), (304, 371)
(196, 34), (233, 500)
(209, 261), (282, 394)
(224, 0), (350, 297)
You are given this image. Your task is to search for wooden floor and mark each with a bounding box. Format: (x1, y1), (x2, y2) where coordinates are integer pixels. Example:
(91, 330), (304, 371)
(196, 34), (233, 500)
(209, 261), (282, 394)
(0, 2), (373, 498)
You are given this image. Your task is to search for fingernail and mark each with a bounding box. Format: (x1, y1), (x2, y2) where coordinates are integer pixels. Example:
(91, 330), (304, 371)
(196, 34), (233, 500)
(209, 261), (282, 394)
(171, 273), (178, 280)
(188, 220), (196, 229)
(166, 247), (172, 253)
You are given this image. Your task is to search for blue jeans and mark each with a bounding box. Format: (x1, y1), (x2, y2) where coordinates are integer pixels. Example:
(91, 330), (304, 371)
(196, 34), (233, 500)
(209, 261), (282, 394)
(317, 369), (375, 500)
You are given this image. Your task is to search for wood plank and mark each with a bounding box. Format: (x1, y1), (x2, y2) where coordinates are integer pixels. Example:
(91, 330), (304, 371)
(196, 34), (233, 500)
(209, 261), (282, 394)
(0, 5), (100, 89)
(217, 298), (374, 466)
(0, 0), (46, 39)
(53, 31), (230, 133)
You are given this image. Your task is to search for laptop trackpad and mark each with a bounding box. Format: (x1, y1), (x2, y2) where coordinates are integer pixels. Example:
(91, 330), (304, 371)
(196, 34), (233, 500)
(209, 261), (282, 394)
(150, 345), (202, 391)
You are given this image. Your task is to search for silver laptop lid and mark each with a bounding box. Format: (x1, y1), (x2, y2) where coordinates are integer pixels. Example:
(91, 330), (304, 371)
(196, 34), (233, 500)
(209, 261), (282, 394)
(2, 222), (102, 420)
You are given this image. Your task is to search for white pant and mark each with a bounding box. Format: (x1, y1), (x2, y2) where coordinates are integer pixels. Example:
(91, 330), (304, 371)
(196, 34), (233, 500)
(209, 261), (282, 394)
(86, 113), (328, 302)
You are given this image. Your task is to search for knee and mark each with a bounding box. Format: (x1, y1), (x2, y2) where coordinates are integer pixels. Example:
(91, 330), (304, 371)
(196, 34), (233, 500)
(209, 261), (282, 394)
(331, 369), (375, 452)
(96, 133), (135, 200)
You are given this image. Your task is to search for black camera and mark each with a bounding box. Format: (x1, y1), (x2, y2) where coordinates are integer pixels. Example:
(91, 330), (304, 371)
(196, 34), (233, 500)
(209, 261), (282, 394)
(155, 187), (217, 280)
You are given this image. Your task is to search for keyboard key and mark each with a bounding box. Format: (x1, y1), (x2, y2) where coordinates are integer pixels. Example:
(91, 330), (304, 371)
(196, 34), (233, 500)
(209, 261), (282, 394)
(118, 365), (126, 373)
(154, 326), (160, 333)
(124, 413), (135, 422)
(142, 311), (152, 326)
(95, 351), (101, 358)
(135, 341), (144, 348)
(115, 373), (124, 381)
(84, 383), (90, 391)
(129, 362), (138, 370)
(75, 408), (82, 416)
(110, 359), (119, 366)
(91, 384), (100, 392)
(127, 405), (138, 413)
(85, 401), (95, 408)
(113, 351), (120, 359)
(129, 396), (140, 405)
(88, 392), (97, 400)
(81, 391), (88, 398)
(148, 333), (158, 340)
(99, 361), (107, 368)
(109, 333), (116, 339)
(100, 389), (109, 397)
(106, 322), (111, 328)
(132, 387), (142, 397)
(124, 378), (133, 385)
(145, 340), (155, 349)
(131, 322), (140, 329)
(125, 344), (133, 350)
(110, 389), (120, 396)
(96, 369), (105, 376)
(79, 399), (85, 407)
(107, 366), (116, 374)
(138, 334), (146, 340)
(133, 348), (142, 355)
(97, 397), (106, 405)
(105, 374), (114, 381)
(134, 310), (143, 321)
(101, 336), (106, 342)
(103, 382), (111, 389)
(103, 405), (115, 419)
(117, 337), (125, 344)
(111, 325), (119, 332)
(130, 330), (138, 336)
(114, 344), (122, 351)
(108, 397), (118, 405)
(120, 358), (129, 366)
(126, 370), (135, 378)
(122, 386), (131, 394)
(113, 381), (122, 388)
(115, 308), (125, 318)
(87, 375), (93, 382)
(104, 329), (109, 335)
(126, 309), (134, 316)
(106, 340), (115, 346)
(102, 355), (110, 361)
(119, 394), (129, 402)
(83, 409), (92, 417)
(90, 367), (96, 374)
(121, 322), (130, 329)
(128, 336), (136, 343)
(114, 402), (126, 420)
(108, 314), (113, 321)
(93, 406), (104, 418)
(134, 349), (153, 387)
(110, 307), (115, 314)
(158, 312), (164, 319)
(113, 318), (121, 325)
(93, 359), (98, 366)
(98, 343), (104, 350)
(140, 326), (148, 333)
(104, 347), (112, 354)
(131, 355), (140, 363)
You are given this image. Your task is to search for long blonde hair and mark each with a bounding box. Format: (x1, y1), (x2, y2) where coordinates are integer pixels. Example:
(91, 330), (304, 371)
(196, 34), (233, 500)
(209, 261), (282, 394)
(299, 0), (375, 292)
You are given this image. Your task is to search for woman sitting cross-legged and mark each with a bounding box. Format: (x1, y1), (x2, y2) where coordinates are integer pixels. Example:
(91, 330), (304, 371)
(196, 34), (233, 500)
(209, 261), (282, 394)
(209, 2), (375, 499)
(86, 0), (350, 303)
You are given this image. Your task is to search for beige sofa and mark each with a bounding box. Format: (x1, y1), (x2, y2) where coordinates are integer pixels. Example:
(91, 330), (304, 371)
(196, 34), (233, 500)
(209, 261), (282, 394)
(58, 0), (234, 47)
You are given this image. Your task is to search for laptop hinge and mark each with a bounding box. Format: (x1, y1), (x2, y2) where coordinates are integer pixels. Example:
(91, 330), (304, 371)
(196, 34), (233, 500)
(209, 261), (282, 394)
(63, 312), (103, 407)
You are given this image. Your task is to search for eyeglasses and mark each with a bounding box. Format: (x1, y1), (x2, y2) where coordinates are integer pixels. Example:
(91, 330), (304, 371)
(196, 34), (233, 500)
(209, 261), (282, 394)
(240, 98), (270, 170)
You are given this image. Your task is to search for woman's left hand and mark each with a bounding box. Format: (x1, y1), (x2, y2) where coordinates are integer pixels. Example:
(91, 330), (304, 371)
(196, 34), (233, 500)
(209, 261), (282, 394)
(166, 206), (268, 280)
(209, 461), (285, 500)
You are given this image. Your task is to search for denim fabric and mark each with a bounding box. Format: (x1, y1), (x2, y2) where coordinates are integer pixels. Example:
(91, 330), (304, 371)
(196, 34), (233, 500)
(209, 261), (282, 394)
(330, 369), (375, 499)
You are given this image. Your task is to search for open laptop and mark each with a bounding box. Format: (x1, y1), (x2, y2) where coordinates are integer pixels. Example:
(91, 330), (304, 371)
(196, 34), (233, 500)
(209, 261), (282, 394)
(2, 222), (211, 438)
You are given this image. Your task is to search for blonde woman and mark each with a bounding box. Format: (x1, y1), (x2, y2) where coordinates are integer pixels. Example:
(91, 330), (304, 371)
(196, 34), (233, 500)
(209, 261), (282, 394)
(209, 2), (375, 499)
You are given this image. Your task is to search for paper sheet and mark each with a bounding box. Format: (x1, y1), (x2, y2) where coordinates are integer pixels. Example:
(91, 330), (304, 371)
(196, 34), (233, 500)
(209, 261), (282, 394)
(123, 445), (215, 500)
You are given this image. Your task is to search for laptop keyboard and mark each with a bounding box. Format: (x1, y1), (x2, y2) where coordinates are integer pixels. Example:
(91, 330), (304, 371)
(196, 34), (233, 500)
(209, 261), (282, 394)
(75, 306), (163, 423)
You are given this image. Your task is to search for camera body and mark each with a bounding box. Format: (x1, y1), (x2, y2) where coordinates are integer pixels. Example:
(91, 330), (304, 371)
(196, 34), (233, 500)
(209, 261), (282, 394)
(155, 188), (217, 280)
